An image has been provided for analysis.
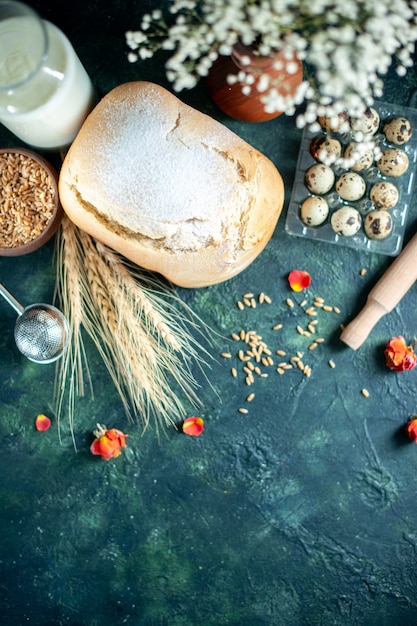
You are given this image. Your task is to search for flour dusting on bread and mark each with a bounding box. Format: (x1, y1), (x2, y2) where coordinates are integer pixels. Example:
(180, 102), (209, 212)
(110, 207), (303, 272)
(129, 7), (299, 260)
(59, 82), (284, 287)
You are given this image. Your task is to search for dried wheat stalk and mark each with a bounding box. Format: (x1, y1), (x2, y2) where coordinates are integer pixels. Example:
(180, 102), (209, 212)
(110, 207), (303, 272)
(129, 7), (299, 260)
(54, 216), (213, 440)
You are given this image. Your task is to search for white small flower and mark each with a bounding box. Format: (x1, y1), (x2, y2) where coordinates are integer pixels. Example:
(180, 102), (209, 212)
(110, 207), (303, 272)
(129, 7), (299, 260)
(139, 48), (154, 60)
(257, 74), (270, 93)
(124, 0), (417, 127)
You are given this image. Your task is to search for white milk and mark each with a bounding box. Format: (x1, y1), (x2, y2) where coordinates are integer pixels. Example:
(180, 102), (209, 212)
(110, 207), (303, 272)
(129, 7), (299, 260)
(0, 18), (95, 148)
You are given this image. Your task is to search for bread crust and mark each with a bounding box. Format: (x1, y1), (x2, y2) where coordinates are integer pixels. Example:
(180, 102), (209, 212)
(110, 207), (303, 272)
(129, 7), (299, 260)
(59, 81), (284, 287)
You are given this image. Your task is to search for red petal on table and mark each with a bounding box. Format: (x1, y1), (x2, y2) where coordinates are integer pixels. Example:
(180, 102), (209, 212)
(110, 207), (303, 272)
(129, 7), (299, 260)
(90, 428), (128, 460)
(288, 270), (311, 292)
(182, 416), (204, 436)
(35, 414), (51, 431)
(406, 418), (417, 442)
(384, 336), (417, 372)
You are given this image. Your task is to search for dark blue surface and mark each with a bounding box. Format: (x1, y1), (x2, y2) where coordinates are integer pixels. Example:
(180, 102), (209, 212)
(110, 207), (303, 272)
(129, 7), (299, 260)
(1, 2), (417, 625)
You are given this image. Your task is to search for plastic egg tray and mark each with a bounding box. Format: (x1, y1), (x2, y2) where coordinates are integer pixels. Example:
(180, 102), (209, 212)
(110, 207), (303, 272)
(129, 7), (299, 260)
(285, 101), (417, 256)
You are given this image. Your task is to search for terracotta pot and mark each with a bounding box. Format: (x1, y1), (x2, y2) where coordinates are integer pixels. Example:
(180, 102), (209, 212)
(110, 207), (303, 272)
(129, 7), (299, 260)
(206, 43), (303, 123)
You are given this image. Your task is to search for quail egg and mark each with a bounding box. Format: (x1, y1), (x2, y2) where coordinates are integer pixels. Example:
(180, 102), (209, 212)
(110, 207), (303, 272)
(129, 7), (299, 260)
(364, 210), (393, 240)
(350, 107), (380, 136)
(335, 171), (366, 201)
(343, 142), (374, 171)
(305, 163), (335, 194)
(383, 117), (412, 145)
(377, 148), (409, 177)
(317, 111), (349, 133)
(310, 135), (342, 164)
(369, 181), (399, 210)
(300, 196), (329, 226)
(331, 207), (362, 236)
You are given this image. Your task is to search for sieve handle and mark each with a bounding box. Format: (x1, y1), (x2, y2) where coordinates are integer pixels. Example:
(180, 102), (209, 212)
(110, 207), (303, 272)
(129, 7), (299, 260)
(0, 282), (25, 316)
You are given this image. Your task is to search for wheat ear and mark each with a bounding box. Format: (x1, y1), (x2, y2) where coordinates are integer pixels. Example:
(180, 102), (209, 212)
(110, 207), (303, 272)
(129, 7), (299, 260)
(55, 217), (214, 438)
(54, 216), (92, 443)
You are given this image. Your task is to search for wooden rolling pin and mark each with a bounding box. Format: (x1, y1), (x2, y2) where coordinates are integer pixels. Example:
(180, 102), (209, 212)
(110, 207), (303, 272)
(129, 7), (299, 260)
(340, 230), (417, 349)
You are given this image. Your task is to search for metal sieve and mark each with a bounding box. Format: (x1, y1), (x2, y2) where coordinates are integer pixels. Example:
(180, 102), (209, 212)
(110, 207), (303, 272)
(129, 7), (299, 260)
(0, 282), (70, 364)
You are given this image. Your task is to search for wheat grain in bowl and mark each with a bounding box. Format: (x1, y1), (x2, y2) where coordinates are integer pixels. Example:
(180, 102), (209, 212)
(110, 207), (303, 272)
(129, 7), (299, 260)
(0, 148), (62, 256)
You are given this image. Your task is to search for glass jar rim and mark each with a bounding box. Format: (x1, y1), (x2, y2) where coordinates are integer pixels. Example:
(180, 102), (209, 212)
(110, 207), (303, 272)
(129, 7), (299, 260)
(0, 0), (48, 91)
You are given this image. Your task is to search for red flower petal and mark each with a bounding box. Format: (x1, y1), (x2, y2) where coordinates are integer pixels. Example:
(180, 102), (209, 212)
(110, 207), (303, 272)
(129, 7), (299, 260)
(288, 270), (311, 292)
(406, 418), (417, 442)
(384, 336), (417, 372)
(182, 416), (204, 436)
(35, 414), (51, 432)
(90, 427), (128, 460)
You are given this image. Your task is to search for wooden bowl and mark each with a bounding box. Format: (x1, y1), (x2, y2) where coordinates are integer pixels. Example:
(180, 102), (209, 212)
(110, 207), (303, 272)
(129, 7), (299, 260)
(0, 147), (63, 256)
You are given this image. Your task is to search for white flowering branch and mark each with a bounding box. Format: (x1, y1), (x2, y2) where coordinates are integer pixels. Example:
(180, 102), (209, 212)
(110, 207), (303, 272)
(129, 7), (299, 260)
(126, 0), (417, 128)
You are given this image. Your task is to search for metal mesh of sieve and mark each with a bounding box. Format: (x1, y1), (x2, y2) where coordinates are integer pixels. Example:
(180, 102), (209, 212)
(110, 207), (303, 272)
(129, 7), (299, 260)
(14, 305), (68, 363)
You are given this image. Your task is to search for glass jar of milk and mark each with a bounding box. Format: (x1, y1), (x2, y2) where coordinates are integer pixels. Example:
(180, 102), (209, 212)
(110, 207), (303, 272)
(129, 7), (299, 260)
(0, 1), (95, 149)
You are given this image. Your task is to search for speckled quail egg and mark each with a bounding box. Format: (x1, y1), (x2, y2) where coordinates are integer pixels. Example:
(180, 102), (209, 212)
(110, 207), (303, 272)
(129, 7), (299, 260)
(310, 135), (342, 164)
(300, 196), (329, 226)
(335, 171), (366, 201)
(369, 181), (399, 210)
(343, 142), (374, 171)
(331, 206), (362, 236)
(350, 107), (380, 136)
(377, 148), (409, 177)
(383, 117), (412, 145)
(317, 111), (349, 133)
(364, 210), (393, 240)
(305, 163), (335, 194)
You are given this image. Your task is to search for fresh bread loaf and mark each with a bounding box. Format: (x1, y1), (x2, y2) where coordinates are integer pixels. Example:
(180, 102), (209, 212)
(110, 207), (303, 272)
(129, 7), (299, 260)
(59, 81), (284, 288)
